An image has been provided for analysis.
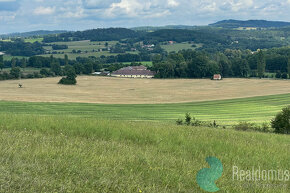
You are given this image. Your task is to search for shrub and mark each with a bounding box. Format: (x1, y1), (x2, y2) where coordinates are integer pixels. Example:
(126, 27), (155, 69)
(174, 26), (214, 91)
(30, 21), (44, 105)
(275, 71), (281, 78)
(233, 122), (273, 133)
(209, 120), (218, 128)
(185, 113), (191, 125)
(176, 119), (183, 125)
(271, 106), (290, 134)
(233, 122), (256, 131)
(281, 73), (288, 79)
(58, 66), (77, 85)
(58, 77), (77, 85)
(191, 118), (203, 126)
(260, 122), (273, 133)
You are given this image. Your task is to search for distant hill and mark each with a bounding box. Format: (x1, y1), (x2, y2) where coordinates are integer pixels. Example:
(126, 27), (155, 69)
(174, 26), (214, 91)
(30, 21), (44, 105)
(131, 25), (198, 31)
(209, 20), (290, 28)
(0, 30), (68, 38)
(42, 28), (140, 43)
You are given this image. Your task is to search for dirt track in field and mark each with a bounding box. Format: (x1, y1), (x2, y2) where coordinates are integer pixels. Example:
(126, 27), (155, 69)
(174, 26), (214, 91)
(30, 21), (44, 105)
(0, 76), (289, 104)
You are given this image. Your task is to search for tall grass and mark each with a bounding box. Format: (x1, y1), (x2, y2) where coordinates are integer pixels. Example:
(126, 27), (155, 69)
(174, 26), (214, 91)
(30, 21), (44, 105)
(0, 114), (289, 192)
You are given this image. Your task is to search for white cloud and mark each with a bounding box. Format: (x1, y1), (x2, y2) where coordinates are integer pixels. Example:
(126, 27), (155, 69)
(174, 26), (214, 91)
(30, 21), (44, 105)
(167, 0), (179, 7)
(1, 0), (290, 34)
(33, 6), (55, 15)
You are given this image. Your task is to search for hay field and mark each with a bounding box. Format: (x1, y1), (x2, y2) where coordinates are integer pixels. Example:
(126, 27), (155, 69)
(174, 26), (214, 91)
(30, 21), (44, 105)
(0, 76), (290, 104)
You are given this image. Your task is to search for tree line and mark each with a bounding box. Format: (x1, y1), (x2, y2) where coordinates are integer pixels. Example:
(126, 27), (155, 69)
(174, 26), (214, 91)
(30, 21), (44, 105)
(152, 48), (290, 79)
(0, 39), (44, 56)
(1, 47), (290, 81)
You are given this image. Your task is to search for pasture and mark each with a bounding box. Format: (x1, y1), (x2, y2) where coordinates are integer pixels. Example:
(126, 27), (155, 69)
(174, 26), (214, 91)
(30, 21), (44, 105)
(0, 114), (289, 192)
(161, 42), (202, 52)
(40, 40), (137, 60)
(24, 38), (43, 43)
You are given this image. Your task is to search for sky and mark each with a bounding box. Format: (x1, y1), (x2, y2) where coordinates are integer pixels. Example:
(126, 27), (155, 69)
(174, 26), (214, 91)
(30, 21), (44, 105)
(0, 0), (290, 34)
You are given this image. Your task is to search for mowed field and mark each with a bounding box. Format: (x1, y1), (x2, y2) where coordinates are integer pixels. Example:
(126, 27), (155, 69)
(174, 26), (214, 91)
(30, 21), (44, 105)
(0, 76), (290, 104)
(0, 77), (290, 124)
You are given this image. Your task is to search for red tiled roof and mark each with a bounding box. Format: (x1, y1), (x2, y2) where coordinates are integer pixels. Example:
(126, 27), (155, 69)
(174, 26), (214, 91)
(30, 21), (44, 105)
(213, 74), (222, 79)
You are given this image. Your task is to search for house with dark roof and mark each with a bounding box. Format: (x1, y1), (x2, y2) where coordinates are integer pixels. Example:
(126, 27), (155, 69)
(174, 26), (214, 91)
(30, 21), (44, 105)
(111, 65), (155, 78)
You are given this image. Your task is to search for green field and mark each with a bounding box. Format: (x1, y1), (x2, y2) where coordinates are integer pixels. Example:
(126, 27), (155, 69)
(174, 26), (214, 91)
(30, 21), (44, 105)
(1, 93), (290, 125)
(123, 61), (153, 67)
(161, 42), (202, 53)
(3, 55), (28, 61)
(24, 38), (43, 43)
(39, 40), (139, 60)
(0, 114), (289, 192)
(2, 67), (41, 73)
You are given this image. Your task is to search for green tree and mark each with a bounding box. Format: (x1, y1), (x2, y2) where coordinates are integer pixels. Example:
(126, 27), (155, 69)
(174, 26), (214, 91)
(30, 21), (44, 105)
(232, 58), (250, 77)
(73, 63), (84, 75)
(0, 55), (4, 71)
(64, 54), (69, 66)
(271, 106), (290, 134)
(83, 62), (93, 74)
(257, 50), (266, 78)
(287, 56), (290, 78)
(21, 58), (26, 70)
(58, 65), (77, 85)
(10, 67), (21, 79)
(11, 58), (16, 68)
(216, 53), (232, 77)
(50, 62), (62, 76)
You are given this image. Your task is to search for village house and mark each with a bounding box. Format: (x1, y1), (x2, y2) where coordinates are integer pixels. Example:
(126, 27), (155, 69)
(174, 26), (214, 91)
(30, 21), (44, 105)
(213, 74), (222, 80)
(111, 65), (155, 78)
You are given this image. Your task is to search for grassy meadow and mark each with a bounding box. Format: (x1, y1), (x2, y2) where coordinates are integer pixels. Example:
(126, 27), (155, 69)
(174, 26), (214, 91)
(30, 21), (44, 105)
(0, 93), (290, 125)
(0, 114), (289, 192)
(161, 42), (202, 53)
(40, 40), (138, 60)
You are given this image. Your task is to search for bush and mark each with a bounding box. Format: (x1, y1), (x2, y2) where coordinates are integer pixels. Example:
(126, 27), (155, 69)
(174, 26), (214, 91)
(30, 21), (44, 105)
(233, 122), (256, 131)
(59, 66), (77, 85)
(271, 106), (290, 134)
(275, 71), (281, 78)
(233, 122), (273, 133)
(176, 119), (183, 125)
(185, 113), (191, 125)
(281, 73), (288, 79)
(58, 77), (77, 85)
(191, 117), (203, 126)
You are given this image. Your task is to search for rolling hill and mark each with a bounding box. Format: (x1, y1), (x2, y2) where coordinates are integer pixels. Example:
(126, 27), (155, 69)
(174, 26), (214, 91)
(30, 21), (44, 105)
(209, 19), (290, 28)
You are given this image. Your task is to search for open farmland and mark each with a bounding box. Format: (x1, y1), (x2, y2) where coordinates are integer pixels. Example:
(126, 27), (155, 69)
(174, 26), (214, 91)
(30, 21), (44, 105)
(0, 77), (290, 124)
(40, 40), (138, 60)
(0, 76), (289, 104)
(161, 42), (202, 52)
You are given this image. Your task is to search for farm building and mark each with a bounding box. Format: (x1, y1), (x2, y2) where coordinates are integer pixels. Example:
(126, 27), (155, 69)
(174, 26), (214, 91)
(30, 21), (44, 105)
(111, 65), (155, 78)
(213, 74), (222, 80)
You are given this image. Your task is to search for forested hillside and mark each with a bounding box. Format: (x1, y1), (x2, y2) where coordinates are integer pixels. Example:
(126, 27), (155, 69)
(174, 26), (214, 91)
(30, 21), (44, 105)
(210, 19), (290, 28)
(43, 28), (141, 42)
(0, 30), (67, 38)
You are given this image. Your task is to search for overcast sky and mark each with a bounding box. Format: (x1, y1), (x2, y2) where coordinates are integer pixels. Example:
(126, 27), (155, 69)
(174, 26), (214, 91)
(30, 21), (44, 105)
(0, 0), (290, 34)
